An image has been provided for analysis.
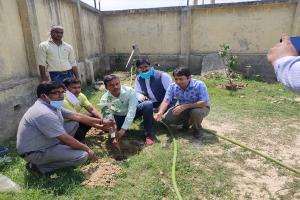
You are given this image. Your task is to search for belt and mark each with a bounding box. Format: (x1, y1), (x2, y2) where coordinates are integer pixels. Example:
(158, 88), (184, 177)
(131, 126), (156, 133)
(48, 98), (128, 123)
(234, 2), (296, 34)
(19, 151), (38, 158)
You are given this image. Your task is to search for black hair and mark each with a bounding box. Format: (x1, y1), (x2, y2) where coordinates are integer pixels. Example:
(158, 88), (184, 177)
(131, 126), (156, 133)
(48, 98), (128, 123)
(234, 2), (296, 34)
(103, 74), (119, 87)
(63, 78), (81, 87)
(136, 58), (150, 67)
(36, 81), (65, 98)
(173, 67), (191, 77)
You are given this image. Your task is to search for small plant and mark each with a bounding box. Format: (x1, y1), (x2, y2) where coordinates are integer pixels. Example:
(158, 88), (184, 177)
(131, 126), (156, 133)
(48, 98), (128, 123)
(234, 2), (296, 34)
(100, 97), (121, 138)
(218, 44), (239, 90)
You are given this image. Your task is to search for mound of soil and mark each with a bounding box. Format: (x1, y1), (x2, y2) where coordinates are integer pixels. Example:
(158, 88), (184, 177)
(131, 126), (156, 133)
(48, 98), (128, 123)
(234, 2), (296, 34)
(81, 159), (121, 187)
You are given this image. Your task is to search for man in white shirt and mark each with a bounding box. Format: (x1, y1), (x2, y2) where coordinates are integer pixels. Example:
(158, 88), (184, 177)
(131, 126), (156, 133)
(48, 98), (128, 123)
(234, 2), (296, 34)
(37, 25), (79, 83)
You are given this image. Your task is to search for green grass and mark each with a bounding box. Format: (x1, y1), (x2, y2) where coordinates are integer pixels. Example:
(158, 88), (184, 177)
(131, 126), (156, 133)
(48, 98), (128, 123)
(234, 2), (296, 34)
(1, 73), (299, 199)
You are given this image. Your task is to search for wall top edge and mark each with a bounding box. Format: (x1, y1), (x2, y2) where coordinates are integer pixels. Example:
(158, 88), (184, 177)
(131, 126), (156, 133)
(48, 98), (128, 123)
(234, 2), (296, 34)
(102, 0), (297, 15)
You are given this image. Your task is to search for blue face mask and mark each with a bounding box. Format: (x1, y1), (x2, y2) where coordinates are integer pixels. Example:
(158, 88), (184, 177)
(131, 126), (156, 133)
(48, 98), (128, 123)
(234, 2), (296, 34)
(50, 100), (64, 109)
(140, 67), (154, 79)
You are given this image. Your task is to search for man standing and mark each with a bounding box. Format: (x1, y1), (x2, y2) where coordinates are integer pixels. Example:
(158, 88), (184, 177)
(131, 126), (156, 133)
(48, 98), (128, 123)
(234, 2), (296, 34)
(17, 81), (114, 175)
(37, 25), (79, 83)
(135, 58), (174, 109)
(154, 67), (210, 139)
(100, 74), (154, 150)
(267, 34), (300, 93)
(63, 78), (103, 141)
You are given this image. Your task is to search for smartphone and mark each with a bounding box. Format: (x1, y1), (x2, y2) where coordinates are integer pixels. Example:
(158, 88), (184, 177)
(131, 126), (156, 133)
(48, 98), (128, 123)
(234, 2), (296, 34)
(280, 36), (300, 55)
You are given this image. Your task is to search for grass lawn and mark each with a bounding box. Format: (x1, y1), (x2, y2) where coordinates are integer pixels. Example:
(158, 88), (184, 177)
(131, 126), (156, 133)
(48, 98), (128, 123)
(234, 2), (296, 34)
(0, 72), (299, 200)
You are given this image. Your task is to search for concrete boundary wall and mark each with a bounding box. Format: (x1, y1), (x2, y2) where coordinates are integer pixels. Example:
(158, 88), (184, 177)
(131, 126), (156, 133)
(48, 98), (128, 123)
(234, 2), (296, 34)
(0, 0), (107, 142)
(1, 0), (299, 142)
(102, 0), (299, 80)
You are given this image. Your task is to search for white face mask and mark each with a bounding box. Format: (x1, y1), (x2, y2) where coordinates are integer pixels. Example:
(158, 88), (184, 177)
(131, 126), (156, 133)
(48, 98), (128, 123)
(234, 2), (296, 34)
(66, 90), (80, 105)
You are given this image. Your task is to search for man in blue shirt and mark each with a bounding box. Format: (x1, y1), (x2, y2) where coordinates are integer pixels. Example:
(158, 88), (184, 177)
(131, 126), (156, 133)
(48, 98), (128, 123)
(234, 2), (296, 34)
(154, 67), (210, 139)
(268, 34), (300, 93)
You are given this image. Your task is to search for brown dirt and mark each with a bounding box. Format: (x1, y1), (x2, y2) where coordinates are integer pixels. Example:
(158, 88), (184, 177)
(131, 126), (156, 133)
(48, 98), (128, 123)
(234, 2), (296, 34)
(81, 159), (121, 187)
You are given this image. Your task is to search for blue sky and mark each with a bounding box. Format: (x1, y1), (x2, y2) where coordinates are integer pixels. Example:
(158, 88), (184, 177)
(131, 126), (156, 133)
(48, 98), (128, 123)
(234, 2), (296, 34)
(81, 0), (256, 11)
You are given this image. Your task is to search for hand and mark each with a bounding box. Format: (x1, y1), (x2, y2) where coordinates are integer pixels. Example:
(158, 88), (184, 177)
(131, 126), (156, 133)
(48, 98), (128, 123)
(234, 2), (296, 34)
(87, 148), (98, 161)
(142, 96), (149, 101)
(154, 112), (163, 122)
(101, 118), (116, 132)
(172, 105), (187, 116)
(267, 34), (297, 65)
(117, 129), (126, 140)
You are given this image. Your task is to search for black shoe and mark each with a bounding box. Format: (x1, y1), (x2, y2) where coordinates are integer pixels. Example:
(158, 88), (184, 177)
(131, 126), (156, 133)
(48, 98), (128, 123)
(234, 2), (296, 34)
(193, 129), (204, 139)
(26, 162), (42, 176)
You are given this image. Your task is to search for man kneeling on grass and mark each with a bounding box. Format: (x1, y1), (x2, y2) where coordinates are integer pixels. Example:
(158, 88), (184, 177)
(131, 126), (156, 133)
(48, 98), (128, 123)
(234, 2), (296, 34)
(154, 67), (210, 139)
(63, 78), (103, 141)
(16, 81), (114, 175)
(100, 74), (154, 150)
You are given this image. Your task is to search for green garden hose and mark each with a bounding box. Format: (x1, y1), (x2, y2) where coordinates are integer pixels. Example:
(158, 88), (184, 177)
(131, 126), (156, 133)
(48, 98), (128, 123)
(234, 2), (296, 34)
(160, 121), (183, 200)
(203, 129), (300, 175)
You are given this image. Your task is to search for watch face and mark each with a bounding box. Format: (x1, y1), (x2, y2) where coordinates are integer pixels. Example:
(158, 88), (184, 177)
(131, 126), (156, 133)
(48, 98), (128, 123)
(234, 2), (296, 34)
(290, 36), (300, 55)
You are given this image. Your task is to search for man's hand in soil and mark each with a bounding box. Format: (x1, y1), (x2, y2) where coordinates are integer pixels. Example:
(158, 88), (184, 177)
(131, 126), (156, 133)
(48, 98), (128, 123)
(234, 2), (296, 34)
(112, 129), (126, 151)
(172, 105), (188, 116)
(87, 148), (98, 161)
(154, 112), (163, 122)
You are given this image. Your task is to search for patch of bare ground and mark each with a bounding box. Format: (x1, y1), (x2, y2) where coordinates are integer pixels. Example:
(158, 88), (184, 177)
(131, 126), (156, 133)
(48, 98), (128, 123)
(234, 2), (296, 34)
(201, 119), (298, 199)
(225, 158), (294, 200)
(81, 159), (121, 187)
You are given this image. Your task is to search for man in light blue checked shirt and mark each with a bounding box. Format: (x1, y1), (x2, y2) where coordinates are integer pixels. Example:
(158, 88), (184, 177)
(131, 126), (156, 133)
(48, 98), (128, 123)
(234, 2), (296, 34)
(154, 67), (210, 139)
(268, 34), (300, 94)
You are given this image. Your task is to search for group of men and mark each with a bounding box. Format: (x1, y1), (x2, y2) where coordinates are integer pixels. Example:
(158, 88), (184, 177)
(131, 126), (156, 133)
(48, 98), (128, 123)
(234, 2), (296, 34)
(16, 25), (211, 175)
(16, 25), (299, 176)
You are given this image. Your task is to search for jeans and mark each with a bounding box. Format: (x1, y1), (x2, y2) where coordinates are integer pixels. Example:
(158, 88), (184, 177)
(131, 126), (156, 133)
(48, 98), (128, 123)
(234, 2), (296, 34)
(114, 100), (153, 136)
(49, 70), (74, 84)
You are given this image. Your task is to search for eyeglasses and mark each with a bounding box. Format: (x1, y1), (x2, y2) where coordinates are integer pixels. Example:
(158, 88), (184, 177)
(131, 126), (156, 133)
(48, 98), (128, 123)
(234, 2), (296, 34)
(49, 90), (65, 95)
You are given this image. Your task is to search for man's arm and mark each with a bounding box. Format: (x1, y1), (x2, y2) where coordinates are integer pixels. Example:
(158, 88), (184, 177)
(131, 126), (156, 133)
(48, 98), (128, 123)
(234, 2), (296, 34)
(84, 105), (103, 119)
(154, 99), (170, 121)
(37, 43), (48, 82)
(57, 133), (97, 161)
(72, 66), (79, 79)
(65, 112), (114, 131)
(68, 46), (79, 79)
(172, 101), (207, 116)
(120, 90), (138, 131)
(39, 65), (48, 82)
(134, 77), (148, 101)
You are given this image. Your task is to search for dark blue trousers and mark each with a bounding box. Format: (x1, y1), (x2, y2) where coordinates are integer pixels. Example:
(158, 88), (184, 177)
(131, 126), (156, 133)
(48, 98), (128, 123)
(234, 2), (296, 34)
(114, 100), (153, 136)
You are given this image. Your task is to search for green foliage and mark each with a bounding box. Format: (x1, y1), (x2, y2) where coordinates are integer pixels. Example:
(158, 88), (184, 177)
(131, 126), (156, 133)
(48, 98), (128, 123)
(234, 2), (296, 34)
(218, 44), (239, 85)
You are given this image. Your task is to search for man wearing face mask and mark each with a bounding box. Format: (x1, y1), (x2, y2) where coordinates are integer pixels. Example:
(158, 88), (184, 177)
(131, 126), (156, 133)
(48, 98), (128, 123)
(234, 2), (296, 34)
(134, 58), (174, 109)
(16, 81), (114, 175)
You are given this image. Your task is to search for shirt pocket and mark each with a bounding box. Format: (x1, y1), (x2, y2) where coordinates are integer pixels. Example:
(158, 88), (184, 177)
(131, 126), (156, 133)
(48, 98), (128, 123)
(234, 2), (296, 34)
(60, 47), (69, 59)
